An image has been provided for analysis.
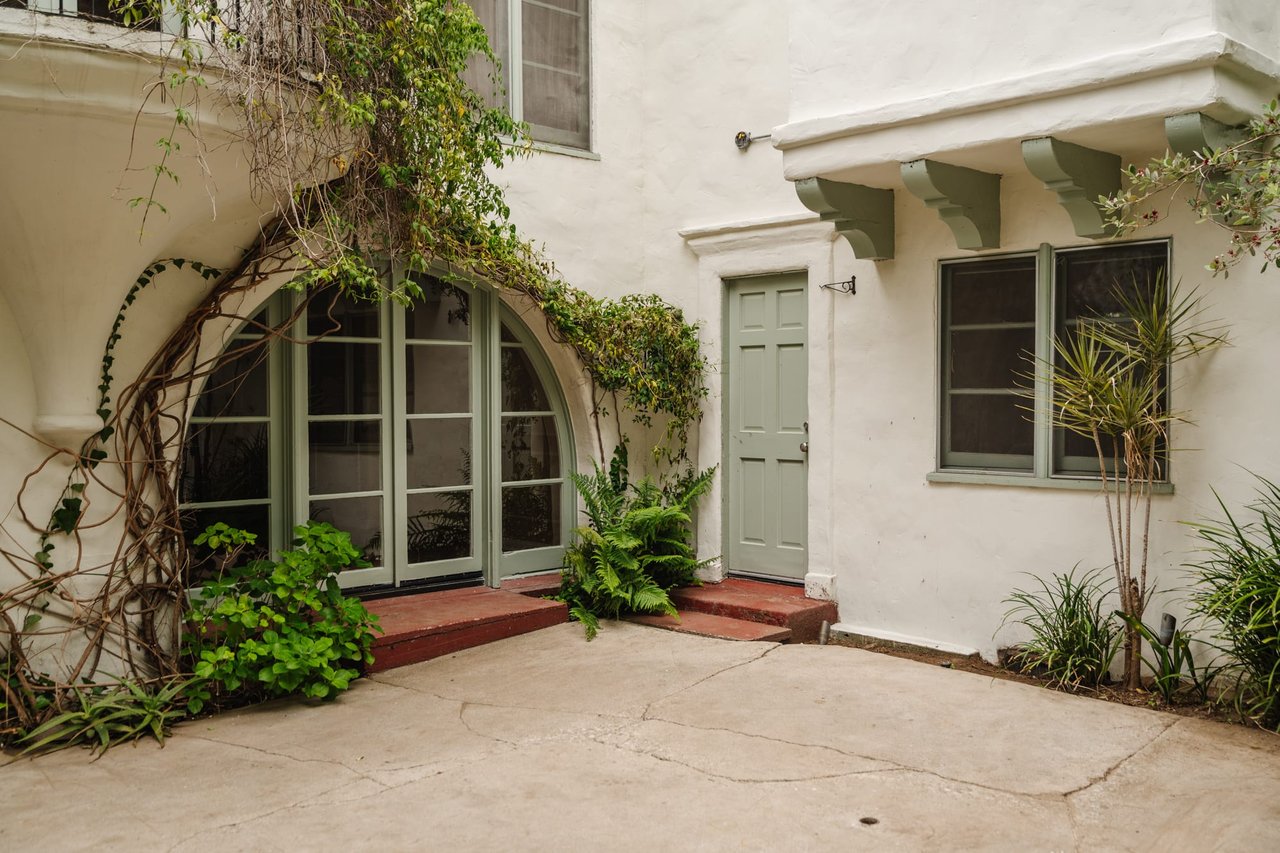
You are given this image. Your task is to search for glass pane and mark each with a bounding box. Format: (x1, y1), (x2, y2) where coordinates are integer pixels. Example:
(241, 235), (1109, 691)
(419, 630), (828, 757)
(308, 421), (381, 494)
(460, 0), (509, 108)
(949, 395), (1034, 460)
(1058, 244), (1167, 322)
(309, 496), (384, 567)
(947, 258), (1036, 325)
(406, 418), (472, 489)
(308, 291), (380, 338)
(407, 491), (471, 563)
(500, 321), (519, 343)
(503, 484), (562, 552)
(522, 2), (581, 72)
(949, 328), (1035, 389)
(405, 276), (471, 341)
(182, 504), (270, 587)
(523, 63), (586, 135)
(181, 423), (269, 503)
(309, 342), (380, 415)
(405, 344), (471, 414)
(194, 347), (269, 418)
(501, 346), (550, 411)
(502, 416), (560, 481)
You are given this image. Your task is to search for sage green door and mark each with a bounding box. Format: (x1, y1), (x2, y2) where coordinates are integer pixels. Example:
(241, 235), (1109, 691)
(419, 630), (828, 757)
(725, 273), (808, 581)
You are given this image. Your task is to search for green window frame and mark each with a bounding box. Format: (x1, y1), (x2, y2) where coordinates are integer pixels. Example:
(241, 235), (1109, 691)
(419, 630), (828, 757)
(180, 274), (574, 590)
(934, 240), (1171, 488)
(464, 0), (591, 151)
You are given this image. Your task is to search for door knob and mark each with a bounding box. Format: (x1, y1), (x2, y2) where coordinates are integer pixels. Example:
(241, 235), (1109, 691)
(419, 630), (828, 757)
(799, 441), (809, 453)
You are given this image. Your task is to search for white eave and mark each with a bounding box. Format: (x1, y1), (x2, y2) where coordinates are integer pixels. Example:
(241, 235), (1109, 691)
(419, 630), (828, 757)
(773, 31), (1280, 185)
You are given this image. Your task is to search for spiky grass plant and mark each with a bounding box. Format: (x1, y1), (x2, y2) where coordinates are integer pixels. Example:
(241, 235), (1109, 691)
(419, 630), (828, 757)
(1001, 567), (1123, 692)
(1036, 276), (1224, 688)
(1188, 478), (1280, 730)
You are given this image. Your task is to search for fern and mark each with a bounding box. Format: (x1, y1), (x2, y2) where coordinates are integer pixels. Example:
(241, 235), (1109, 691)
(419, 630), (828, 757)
(557, 445), (717, 638)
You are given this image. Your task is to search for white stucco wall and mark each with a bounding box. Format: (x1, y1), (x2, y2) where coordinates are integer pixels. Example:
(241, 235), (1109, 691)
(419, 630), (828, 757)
(6, 0), (1280, 670)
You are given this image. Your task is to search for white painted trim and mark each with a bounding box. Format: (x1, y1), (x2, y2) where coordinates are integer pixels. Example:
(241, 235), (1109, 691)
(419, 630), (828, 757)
(679, 212), (820, 243)
(773, 32), (1280, 152)
(831, 623), (981, 658)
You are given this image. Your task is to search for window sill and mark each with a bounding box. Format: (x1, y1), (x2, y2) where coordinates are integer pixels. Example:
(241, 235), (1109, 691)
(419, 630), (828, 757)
(508, 138), (601, 161)
(926, 470), (1175, 495)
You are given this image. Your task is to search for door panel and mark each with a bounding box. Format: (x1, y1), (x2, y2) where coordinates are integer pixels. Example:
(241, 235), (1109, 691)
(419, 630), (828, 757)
(726, 274), (808, 581)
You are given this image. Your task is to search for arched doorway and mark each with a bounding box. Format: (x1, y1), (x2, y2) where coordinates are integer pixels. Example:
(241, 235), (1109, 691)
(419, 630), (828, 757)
(180, 272), (573, 591)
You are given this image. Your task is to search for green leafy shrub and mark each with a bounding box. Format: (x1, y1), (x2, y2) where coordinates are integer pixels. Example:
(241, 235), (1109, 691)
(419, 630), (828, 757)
(558, 445), (715, 639)
(1001, 567), (1122, 691)
(1114, 612), (1220, 705)
(183, 522), (382, 711)
(1187, 478), (1280, 730)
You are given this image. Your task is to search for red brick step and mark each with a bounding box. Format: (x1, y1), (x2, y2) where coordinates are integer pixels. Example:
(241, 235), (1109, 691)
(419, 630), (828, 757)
(669, 578), (837, 643)
(366, 586), (567, 673)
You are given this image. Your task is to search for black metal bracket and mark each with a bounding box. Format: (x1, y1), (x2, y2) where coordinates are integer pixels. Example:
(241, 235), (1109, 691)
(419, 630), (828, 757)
(820, 276), (856, 295)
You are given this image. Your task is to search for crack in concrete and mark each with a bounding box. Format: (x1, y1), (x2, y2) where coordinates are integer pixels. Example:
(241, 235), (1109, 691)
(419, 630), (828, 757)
(640, 643), (779, 722)
(1061, 718), (1179, 798)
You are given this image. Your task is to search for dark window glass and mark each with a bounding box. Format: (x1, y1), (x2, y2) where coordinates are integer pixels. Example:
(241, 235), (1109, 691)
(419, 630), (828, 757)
(308, 422), (382, 494)
(947, 257), (1036, 325)
(405, 276), (471, 341)
(407, 491), (471, 563)
(501, 346), (550, 411)
(406, 419), (472, 489)
(194, 347), (269, 418)
(309, 343), (380, 415)
(949, 395), (1034, 459)
(181, 423), (269, 503)
(307, 292), (381, 339)
(502, 484), (561, 551)
(502, 416), (559, 481)
(405, 345), (470, 414)
(949, 328), (1035, 390)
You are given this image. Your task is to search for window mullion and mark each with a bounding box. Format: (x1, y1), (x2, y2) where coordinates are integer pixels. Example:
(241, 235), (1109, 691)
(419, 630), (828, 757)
(389, 272), (408, 587)
(508, 0), (524, 124)
(1033, 242), (1054, 479)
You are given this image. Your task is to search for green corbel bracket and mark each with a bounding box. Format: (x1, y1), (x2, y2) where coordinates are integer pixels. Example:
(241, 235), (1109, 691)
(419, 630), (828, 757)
(1165, 112), (1246, 157)
(1022, 137), (1121, 239)
(1166, 113), (1250, 224)
(794, 177), (895, 260)
(900, 159), (1000, 250)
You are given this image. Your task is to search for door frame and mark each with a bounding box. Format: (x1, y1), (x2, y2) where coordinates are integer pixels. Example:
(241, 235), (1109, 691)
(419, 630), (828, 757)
(681, 214), (838, 600)
(721, 270), (811, 583)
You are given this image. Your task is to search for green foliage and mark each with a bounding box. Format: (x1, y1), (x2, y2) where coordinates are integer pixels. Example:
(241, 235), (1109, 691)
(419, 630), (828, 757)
(1103, 99), (1280, 276)
(537, 288), (709, 464)
(1001, 568), (1123, 692)
(1030, 274), (1224, 688)
(558, 445), (716, 639)
(1187, 478), (1280, 730)
(183, 522), (381, 711)
(1114, 612), (1220, 705)
(18, 677), (193, 756)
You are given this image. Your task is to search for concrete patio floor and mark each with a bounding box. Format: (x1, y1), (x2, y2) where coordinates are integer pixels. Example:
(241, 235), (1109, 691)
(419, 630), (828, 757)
(3, 622), (1279, 851)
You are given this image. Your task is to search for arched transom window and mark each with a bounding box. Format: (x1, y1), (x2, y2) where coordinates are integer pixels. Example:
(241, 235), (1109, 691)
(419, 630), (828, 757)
(180, 273), (572, 590)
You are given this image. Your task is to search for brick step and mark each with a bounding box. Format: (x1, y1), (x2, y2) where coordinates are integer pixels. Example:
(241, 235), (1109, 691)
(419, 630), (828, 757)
(501, 572), (562, 598)
(669, 578), (837, 643)
(365, 586), (568, 673)
(627, 610), (793, 643)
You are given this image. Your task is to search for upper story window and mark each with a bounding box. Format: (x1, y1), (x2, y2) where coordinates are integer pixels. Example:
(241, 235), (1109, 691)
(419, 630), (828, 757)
(466, 0), (591, 150)
(937, 241), (1170, 484)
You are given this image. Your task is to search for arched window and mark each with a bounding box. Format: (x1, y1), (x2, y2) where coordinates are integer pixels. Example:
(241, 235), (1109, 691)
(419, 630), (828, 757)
(180, 274), (573, 590)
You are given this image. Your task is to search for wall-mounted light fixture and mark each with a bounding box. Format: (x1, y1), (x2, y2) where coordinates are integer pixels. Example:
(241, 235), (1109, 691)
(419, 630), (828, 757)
(734, 130), (772, 151)
(820, 276), (856, 295)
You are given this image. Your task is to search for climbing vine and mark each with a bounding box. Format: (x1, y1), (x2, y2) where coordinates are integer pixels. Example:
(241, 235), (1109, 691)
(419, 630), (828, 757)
(2, 0), (707, 743)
